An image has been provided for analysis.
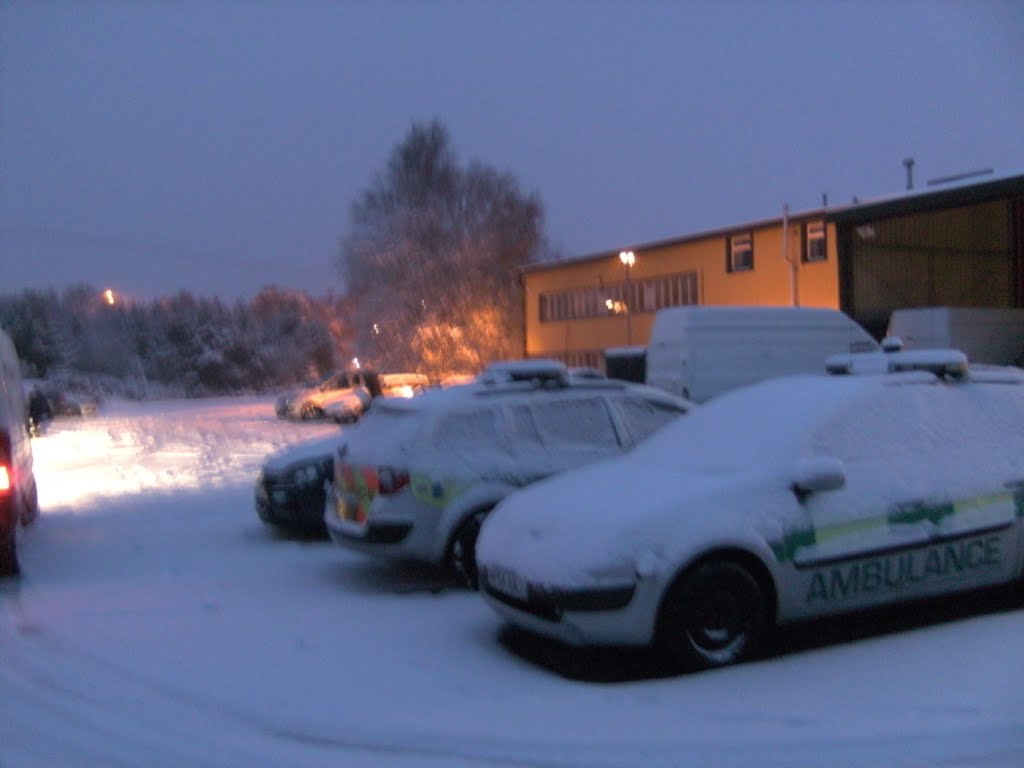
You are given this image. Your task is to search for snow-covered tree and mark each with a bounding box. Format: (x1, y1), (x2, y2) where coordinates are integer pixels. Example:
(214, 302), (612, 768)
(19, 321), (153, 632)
(339, 120), (544, 375)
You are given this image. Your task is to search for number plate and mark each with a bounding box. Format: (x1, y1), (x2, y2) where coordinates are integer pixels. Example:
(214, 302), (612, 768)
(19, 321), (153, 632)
(487, 565), (528, 602)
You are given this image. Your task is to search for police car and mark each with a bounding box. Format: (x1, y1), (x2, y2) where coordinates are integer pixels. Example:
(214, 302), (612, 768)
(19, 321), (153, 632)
(324, 360), (693, 586)
(476, 347), (1024, 671)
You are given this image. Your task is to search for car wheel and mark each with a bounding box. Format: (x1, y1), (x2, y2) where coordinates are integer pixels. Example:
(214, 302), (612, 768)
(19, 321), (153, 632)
(449, 510), (489, 590)
(300, 403), (324, 420)
(657, 560), (766, 672)
(0, 522), (19, 578)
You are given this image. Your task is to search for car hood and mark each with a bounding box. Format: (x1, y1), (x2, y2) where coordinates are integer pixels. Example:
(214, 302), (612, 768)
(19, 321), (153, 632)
(263, 432), (345, 473)
(477, 457), (786, 589)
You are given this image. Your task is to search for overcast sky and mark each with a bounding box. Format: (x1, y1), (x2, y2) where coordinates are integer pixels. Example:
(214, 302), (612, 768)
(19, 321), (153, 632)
(2, 1), (1023, 302)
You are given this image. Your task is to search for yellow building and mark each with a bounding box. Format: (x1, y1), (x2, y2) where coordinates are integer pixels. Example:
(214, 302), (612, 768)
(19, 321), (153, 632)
(521, 172), (1024, 368)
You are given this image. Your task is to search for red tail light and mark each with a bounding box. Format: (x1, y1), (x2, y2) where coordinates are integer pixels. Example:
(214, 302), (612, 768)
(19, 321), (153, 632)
(0, 433), (10, 493)
(377, 467), (410, 495)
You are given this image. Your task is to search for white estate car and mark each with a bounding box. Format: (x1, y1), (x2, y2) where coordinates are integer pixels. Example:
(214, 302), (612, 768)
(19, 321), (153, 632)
(477, 351), (1024, 671)
(325, 361), (693, 585)
(276, 369), (382, 421)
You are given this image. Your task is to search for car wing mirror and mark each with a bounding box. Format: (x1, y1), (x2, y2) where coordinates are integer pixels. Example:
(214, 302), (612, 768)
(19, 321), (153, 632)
(792, 456), (846, 496)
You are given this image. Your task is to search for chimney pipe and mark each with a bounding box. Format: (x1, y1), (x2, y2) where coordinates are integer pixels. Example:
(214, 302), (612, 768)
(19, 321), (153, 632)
(903, 157), (915, 191)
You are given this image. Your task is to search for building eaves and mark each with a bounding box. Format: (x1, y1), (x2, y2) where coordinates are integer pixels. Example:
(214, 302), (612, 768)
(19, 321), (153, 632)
(825, 171), (1024, 224)
(522, 208), (829, 274)
(521, 170), (1024, 275)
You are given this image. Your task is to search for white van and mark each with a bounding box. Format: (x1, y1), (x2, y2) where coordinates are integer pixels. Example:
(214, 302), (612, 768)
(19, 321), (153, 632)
(1, 328), (39, 576)
(645, 306), (878, 402)
(887, 307), (1024, 366)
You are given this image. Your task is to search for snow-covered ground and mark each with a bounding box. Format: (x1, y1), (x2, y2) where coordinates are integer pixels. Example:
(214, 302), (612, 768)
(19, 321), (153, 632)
(2, 396), (1022, 768)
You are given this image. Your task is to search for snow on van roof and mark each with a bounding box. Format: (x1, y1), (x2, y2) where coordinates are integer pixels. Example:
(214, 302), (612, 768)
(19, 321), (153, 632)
(652, 306), (860, 328)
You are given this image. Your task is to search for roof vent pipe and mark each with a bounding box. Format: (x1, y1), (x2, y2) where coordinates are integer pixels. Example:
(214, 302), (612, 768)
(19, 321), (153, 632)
(903, 157), (915, 191)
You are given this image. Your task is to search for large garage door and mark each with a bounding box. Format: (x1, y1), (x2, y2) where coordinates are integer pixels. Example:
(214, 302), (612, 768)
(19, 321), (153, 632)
(839, 199), (1015, 338)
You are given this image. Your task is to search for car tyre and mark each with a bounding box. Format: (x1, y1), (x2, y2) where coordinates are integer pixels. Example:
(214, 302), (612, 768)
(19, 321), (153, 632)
(0, 521), (19, 578)
(657, 560), (766, 672)
(300, 403), (324, 421)
(449, 510), (489, 590)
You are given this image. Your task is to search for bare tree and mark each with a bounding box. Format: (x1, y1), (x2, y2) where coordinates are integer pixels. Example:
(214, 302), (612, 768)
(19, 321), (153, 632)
(339, 120), (544, 376)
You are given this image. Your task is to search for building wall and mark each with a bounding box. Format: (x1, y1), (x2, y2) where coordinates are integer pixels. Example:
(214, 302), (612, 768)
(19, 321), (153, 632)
(521, 177), (1023, 365)
(522, 218), (840, 364)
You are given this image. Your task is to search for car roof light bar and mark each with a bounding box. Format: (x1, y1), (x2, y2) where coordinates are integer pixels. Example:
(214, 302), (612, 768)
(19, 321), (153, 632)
(826, 348), (969, 378)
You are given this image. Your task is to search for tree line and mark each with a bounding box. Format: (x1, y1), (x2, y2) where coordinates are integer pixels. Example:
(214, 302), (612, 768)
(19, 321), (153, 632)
(0, 285), (352, 397)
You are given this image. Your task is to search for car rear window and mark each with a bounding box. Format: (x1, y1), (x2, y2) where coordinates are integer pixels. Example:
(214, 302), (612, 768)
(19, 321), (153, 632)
(356, 406), (422, 454)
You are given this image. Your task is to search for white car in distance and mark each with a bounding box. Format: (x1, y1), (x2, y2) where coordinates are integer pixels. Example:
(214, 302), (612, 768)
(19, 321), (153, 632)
(325, 360), (693, 586)
(477, 349), (1024, 672)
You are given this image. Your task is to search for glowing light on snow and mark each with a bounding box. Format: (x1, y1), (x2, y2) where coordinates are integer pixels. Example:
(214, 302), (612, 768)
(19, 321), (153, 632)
(31, 398), (337, 513)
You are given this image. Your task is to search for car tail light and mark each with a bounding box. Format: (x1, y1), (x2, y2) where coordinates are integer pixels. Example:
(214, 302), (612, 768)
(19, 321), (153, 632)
(0, 433), (10, 493)
(377, 466), (410, 495)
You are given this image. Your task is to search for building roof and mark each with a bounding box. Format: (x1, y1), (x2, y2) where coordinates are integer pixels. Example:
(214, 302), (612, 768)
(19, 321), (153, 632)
(523, 170), (1024, 275)
(826, 169), (1024, 224)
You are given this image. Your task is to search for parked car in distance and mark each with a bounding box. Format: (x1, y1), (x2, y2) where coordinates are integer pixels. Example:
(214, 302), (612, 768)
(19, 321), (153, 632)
(478, 349), (1024, 672)
(276, 369), (383, 421)
(322, 372), (431, 424)
(256, 432), (345, 533)
(320, 386), (375, 425)
(1, 329), (39, 576)
(24, 383), (53, 436)
(380, 372), (431, 398)
(325, 360), (694, 586)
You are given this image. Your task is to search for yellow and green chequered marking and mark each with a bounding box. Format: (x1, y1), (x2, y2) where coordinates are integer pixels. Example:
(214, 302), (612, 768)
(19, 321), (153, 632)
(771, 488), (1022, 564)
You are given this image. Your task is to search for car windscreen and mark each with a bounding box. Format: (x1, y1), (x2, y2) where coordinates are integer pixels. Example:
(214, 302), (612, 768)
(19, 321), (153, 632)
(630, 375), (868, 473)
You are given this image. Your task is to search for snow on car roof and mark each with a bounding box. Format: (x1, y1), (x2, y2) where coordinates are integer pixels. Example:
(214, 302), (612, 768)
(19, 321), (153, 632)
(630, 372), (928, 472)
(825, 347), (969, 377)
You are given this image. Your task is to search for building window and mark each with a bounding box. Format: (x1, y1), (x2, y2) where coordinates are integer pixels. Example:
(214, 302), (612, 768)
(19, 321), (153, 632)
(538, 271), (698, 323)
(803, 220), (827, 263)
(727, 233), (754, 272)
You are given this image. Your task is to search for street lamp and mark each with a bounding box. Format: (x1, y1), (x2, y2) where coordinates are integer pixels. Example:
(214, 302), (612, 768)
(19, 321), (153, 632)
(619, 251), (635, 344)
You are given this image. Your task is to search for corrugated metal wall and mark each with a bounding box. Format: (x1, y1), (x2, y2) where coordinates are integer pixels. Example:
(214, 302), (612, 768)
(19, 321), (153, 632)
(840, 199), (1016, 338)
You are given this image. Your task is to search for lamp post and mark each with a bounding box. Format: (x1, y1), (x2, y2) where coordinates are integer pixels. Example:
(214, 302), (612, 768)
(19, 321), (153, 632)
(619, 250), (635, 345)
